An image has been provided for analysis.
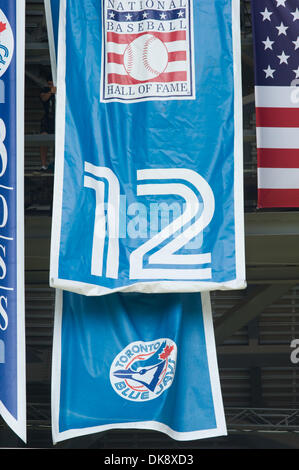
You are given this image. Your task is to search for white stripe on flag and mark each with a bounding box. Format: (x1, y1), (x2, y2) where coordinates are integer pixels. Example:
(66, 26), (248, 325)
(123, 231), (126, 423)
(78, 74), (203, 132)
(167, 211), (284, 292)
(256, 127), (299, 149)
(106, 42), (127, 54)
(107, 61), (187, 75)
(164, 41), (187, 52)
(106, 40), (187, 55)
(255, 86), (299, 108)
(258, 168), (299, 189)
(165, 61), (187, 72)
(107, 62), (127, 75)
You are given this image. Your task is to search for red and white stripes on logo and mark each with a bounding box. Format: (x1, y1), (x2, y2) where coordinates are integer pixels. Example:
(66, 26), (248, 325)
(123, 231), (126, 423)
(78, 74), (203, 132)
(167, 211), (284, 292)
(255, 85), (299, 208)
(106, 31), (187, 85)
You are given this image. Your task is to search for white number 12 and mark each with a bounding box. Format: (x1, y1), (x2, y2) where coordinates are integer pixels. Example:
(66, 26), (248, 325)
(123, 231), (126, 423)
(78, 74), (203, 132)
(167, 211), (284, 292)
(84, 163), (215, 280)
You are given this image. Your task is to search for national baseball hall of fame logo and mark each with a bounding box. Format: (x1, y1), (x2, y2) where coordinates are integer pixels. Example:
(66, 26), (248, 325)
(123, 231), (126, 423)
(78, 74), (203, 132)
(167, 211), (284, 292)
(110, 339), (177, 402)
(101, 0), (195, 102)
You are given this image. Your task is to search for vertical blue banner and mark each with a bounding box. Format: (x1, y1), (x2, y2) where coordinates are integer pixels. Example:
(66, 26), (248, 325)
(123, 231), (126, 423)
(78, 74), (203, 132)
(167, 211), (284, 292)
(49, 0), (246, 296)
(0, 0), (26, 443)
(51, 290), (226, 443)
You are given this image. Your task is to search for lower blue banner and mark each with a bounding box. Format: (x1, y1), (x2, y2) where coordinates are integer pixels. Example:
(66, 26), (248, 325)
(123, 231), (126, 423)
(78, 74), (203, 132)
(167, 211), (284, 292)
(51, 290), (226, 443)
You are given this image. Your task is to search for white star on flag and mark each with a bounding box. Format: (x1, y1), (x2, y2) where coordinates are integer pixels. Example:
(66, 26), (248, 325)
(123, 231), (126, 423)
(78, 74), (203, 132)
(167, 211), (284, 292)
(293, 66), (299, 78)
(293, 37), (299, 50)
(291, 8), (299, 21)
(262, 37), (275, 50)
(177, 10), (184, 17)
(160, 12), (167, 19)
(276, 22), (288, 35)
(125, 13), (132, 20)
(260, 8), (273, 21)
(277, 51), (290, 64)
(276, 0), (287, 6)
(263, 65), (275, 78)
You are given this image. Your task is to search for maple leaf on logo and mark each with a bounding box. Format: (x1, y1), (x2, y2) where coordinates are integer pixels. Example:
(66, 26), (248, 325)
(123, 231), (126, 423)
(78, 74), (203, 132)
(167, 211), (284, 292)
(0, 22), (6, 33)
(159, 345), (174, 361)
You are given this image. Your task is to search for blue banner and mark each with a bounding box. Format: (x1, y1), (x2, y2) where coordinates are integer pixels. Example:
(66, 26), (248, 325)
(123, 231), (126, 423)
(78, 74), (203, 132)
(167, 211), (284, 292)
(49, 0), (245, 296)
(0, 0), (26, 443)
(44, 0), (60, 85)
(51, 290), (226, 443)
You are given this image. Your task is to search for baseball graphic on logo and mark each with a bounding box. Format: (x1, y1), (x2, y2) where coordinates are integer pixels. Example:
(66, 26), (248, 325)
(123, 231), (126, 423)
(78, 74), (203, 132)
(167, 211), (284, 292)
(123, 34), (168, 82)
(0, 10), (14, 78)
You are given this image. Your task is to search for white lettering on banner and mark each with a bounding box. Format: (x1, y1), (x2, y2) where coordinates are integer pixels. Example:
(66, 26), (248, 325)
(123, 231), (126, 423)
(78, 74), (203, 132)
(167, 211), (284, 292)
(0, 80), (5, 103)
(0, 117), (14, 358)
(83, 162), (214, 280)
(0, 244), (6, 279)
(84, 162), (120, 279)
(107, 0), (188, 10)
(84, 176), (106, 277)
(130, 168), (214, 279)
(0, 339), (4, 363)
(0, 195), (8, 228)
(0, 295), (8, 331)
(0, 118), (7, 177)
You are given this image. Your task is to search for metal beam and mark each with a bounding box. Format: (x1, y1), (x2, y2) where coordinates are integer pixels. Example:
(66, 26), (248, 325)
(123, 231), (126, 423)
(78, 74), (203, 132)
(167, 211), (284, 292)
(25, 134), (54, 145)
(246, 266), (299, 284)
(215, 284), (296, 345)
(217, 345), (294, 367)
(245, 212), (299, 236)
(245, 212), (299, 283)
(225, 408), (299, 433)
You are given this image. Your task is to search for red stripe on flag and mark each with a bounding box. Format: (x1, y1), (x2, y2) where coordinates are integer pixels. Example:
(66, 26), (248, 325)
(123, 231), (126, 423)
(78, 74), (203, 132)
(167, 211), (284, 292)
(168, 51), (187, 62)
(108, 51), (186, 65)
(257, 148), (299, 169)
(258, 189), (299, 208)
(256, 107), (299, 128)
(107, 31), (187, 44)
(107, 71), (187, 85)
(107, 52), (123, 64)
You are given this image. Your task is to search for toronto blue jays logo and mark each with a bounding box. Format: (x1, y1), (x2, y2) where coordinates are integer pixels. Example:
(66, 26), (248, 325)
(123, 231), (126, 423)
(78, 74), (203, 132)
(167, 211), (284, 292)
(0, 10), (14, 78)
(110, 338), (177, 401)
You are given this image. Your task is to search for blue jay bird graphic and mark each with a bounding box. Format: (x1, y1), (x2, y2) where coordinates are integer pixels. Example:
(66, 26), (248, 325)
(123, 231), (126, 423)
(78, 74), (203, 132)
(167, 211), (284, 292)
(113, 341), (168, 392)
(0, 44), (9, 66)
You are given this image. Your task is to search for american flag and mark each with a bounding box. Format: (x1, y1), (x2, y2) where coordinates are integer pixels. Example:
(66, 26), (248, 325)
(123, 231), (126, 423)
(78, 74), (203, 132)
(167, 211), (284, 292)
(251, 0), (299, 208)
